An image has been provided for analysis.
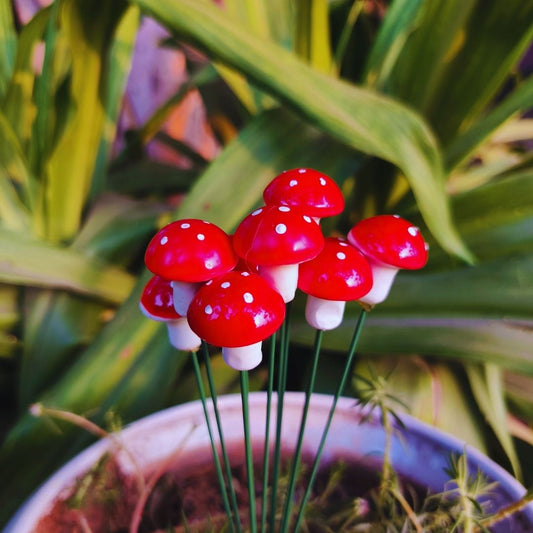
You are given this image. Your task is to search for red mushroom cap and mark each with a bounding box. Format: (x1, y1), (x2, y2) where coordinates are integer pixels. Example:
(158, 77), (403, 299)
(187, 271), (285, 347)
(144, 219), (237, 282)
(347, 215), (428, 270)
(263, 168), (344, 218)
(232, 205), (325, 266)
(298, 238), (373, 301)
(140, 275), (181, 321)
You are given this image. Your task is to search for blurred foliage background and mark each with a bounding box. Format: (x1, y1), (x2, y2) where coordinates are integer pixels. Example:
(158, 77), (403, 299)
(0, 0), (532, 524)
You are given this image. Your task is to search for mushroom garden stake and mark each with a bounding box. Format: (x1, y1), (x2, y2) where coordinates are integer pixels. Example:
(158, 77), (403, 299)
(139, 276), (201, 352)
(263, 168), (345, 223)
(279, 238), (373, 533)
(144, 218), (237, 315)
(347, 214), (429, 306)
(187, 271), (286, 533)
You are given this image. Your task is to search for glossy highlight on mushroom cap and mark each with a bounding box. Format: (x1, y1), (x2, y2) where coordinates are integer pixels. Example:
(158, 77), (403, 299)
(263, 168), (345, 218)
(144, 219), (237, 282)
(139, 275), (181, 321)
(187, 271), (285, 348)
(232, 205), (324, 267)
(348, 215), (428, 270)
(298, 238), (373, 301)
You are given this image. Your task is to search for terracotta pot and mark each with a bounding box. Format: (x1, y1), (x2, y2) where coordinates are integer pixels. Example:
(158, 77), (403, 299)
(5, 392), (533, 532)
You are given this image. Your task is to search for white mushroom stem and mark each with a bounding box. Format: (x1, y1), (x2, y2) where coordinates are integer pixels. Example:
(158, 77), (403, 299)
(172, 280), (203, 316)
(222, 342), (263, 371)
(258, 263), (298, 303)
(359, 263), (399, 305)
(166, 318), (201, 352)
(305, 296), (346, 331)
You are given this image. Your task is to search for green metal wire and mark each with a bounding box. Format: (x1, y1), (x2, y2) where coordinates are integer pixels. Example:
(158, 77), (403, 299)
(269, 302), (292, 531)
(190, 350), (237, 533)
(202, 342), (243, 533)
(279, 328), (324, 533)
(260, 332), (276, 533)
(240, 370), (257, 533)
(292, 309), (367, 532)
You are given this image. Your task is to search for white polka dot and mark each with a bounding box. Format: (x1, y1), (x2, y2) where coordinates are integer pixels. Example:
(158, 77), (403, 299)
(243, 292), (254, 303)
(206, 280), (213, 285)
(160, 236), (168, 245)
(205, 260), (215, 270)
(278, 206), (290, 212)
(203, 220), (210, 224)
(337, 252), (346, 260)
(205, 305), (213, 315)
(289, 180), (298, 187)
(319, 177), (326, 186)
(298, 168), (306, 174)
(303, 216), (312, 223)
(252, 208), (263, 216)
(339, 241), (348, 247)
(408, 226), (419, 237)
(197, 233), (205, 241)
(275, 223), (287, 235)
(425, 242), (430, 251)
(181, 222), (191, 229)
(241, 272), (250, 277)
(221, 282), (230, 289)
(392, 214), (400, 219)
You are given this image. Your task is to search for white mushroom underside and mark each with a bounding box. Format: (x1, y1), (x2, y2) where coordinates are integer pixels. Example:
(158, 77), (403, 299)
(222, 342), (263, 371)
(172, 280), (203, 316)
(305, 296), (346, 331)
(258, 263), (298, 303)
(166, 318), (201, 352)
(359, 263), (399, 305)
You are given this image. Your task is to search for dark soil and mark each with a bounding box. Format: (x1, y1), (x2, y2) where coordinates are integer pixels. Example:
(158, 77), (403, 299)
(35, 449), (386, 533)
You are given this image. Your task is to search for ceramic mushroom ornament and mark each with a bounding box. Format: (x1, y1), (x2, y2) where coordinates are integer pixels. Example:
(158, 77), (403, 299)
(348, 215), (429, 305)
(187, 271), (285, 370)
(144, 219), (237, 315)
(298, 238), (373, 330)
(263, 168), (344, 222)
(232, 205), (324, 302)
(140, 275), (201, 352)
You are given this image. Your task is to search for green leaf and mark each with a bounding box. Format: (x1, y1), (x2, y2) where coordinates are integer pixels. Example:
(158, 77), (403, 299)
(354, 357), (487, 452)
(90, 5), (140, 198)
(291, 298), (533, 374)
(444, 77), (533, 171)
(363, 0), (424, 89)
(423, 0), (533, 144)
(0, 227), (135, 303)
(466, 363), (521, 479)
(43, 0), (129, 242)
(131, 0), (472, 262)
(0, 0), (16, 99)
(176, 107), (360, 231)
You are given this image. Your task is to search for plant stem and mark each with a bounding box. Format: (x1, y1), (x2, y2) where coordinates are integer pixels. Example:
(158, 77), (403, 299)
(260, 332), (276, 533)
(269, 302), (292, 531)
(379, 400), (393, 505)
(191, 351), (237, 533)
(391, 487), (424, 533)
(279, 328), (324, 533)
(202, 342), (243, 533)
(475, 491), (533, 531)
(240, 370), (257, 533)
(293, 308), (367, 532)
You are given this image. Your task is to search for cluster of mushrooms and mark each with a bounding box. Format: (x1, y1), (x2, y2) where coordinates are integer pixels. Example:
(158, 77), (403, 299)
(140, 168), (429, 371)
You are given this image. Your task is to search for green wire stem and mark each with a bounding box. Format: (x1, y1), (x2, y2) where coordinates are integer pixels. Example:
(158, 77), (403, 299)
(260, 332), (276, 533)
(279, 328), (324, 533)
(240, 370), (257, 533)
(202, 342), (243, 533)
(190, 350), (237, 533)
(269, 302), (292, 531)
(293, 309), (367, 532)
